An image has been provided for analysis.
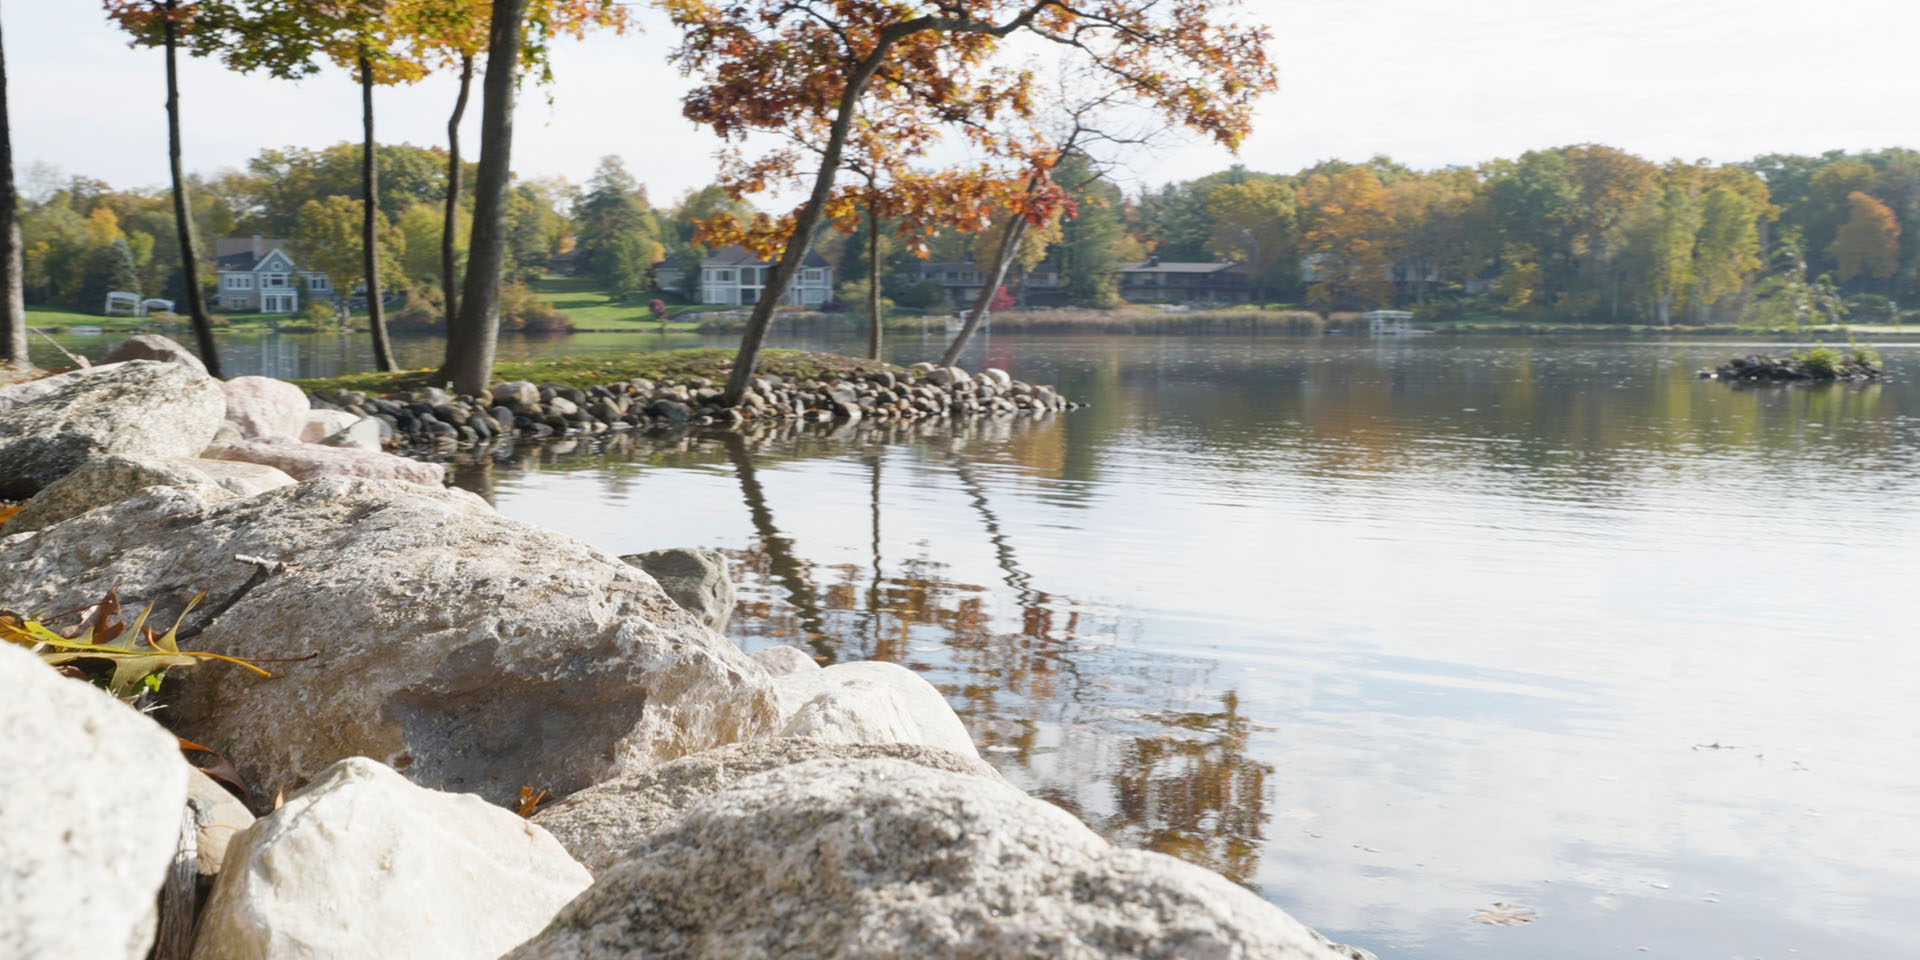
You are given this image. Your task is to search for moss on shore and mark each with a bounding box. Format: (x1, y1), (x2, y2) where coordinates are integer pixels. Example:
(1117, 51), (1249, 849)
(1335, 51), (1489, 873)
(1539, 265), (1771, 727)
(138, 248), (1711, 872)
(290, 348), (906, 395)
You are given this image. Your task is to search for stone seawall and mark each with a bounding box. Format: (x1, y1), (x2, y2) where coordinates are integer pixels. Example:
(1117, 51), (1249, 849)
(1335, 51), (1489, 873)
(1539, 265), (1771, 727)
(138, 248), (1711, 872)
(308, 361), (1075, 452)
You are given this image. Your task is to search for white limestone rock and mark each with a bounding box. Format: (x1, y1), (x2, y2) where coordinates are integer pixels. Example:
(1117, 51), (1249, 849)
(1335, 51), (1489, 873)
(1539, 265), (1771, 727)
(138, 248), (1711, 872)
(205, 435), (446, 486)
(6, 454), (291, 533)
(504, 758), (1352, 960)
(0, 643), (191, 960)
(621, 547), (736, 632)
(318, 416), (382, 451)
(533, 737), (998, 874)
(0, 477), (781, 805)
(0, 360), (225, 498)
(219, 376), (310, 440)
(298, 408), (359, 444)
(190, 757), (591, 960)
(749, 644), (819, 676)
(773, 660), (979, 760)
(185, 768), (255, 879)
(103, 333), (209, 377)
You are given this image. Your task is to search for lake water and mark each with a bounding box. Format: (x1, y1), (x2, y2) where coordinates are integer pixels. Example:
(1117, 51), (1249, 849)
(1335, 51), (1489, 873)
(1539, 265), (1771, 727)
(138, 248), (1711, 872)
(40, 326), (1920, 957)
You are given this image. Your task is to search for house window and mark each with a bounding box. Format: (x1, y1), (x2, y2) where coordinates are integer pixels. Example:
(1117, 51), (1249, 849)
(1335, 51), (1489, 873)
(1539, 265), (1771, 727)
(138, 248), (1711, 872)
(307, 275), (330, 291)
(803, 268), (824, 283)
(262, 294), (295, 313)
(223, 275), (254, 290)
(263, 273), (289, 288)
(714, 269), (735, 283)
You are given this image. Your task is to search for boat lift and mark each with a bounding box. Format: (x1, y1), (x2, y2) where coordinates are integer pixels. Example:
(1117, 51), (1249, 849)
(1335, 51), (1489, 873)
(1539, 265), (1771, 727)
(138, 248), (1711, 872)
(1361, 310), (1415, 336)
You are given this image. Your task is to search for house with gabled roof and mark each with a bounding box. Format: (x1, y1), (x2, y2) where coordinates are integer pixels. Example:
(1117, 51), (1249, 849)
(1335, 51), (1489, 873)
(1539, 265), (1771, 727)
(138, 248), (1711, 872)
(904, 260), (1065, 308)
(1115, 258), (1251, 303)
(214, 232), (335, 313)
(699, 246), (831, 307)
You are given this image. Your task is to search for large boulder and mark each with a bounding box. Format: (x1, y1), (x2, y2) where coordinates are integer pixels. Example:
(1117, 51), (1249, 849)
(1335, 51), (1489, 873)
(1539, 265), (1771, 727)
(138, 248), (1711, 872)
(533, 737), (999, 874)
(504, 758), (1351, 960)
(7, 453), (294, 533)
(205, 435), (446, 486)
(220, 376), (310, 440)
(0, 642), (191, 960)
(621, 547), (735, 632)
(0, 360), (225, 498)
(191, 757), (591, 960)
(0, 361), (120, 413)
(772, 660), (978, 760)
(0, 477), (781, 805)
(103, 333), (209, 377)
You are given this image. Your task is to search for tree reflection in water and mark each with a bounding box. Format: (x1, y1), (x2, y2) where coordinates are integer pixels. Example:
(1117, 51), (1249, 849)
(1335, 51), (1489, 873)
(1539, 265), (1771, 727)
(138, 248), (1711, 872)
(450, 417), (1275, 889)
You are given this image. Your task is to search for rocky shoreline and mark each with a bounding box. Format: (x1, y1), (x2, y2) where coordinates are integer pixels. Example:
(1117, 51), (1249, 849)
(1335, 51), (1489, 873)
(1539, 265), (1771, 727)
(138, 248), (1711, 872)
(308, 360), (1077, 452)
(1702, 351), (1885, 382)
(0, 337), (1367, 960)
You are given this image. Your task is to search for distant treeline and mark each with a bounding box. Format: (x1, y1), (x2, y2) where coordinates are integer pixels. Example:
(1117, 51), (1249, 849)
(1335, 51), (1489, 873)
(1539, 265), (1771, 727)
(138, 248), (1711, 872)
(866, 145), (1915, 326)
(1122, 146), (1918, 325)
(22, 143), (1918, 329)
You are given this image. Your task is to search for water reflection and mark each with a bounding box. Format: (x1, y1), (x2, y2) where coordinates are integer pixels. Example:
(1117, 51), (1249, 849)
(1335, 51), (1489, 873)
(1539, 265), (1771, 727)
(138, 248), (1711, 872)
(451, 416), (1269, 882)
(445, 335), (1918, 960)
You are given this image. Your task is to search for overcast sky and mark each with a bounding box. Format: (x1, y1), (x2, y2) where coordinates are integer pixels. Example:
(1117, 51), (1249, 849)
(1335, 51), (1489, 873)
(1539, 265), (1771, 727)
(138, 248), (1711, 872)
(8, 0), (1916, 207)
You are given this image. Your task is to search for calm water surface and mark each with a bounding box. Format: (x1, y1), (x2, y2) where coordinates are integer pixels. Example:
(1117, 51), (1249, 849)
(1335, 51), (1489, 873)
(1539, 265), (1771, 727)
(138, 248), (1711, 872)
(47, 327), (1920, 957)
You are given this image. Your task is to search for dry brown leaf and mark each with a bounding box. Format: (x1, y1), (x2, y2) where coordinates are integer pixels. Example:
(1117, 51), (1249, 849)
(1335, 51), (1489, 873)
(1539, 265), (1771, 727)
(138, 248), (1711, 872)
(516, 786), (551, 818)
(177, 736), (256, 810)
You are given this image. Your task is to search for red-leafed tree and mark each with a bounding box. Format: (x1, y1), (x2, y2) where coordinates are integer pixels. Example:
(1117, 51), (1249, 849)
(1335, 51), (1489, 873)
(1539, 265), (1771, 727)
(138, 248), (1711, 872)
(664, 0), (1276, 405)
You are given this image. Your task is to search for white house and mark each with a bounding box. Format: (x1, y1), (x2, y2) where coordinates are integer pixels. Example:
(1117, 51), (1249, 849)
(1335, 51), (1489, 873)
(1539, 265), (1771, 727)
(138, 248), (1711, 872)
(699, 246), (831, 307)
(214, 232), (333, 313)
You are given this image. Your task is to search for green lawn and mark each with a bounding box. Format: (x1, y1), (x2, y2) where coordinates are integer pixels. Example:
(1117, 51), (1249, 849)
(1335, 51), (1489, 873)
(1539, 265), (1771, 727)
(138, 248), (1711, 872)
(530, 275), (737, 331)
(26, 304), (298, 332)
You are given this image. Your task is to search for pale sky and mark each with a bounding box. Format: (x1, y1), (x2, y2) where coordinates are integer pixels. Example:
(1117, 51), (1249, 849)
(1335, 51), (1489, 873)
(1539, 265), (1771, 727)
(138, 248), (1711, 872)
(7, 0), (1916, 207)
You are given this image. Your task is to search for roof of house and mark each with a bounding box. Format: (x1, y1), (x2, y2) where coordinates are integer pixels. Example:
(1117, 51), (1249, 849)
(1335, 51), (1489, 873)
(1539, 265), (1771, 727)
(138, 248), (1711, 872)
(701, 245), (829, 269)
(213, 237), (294, 273)
(1118, 260), (1244, 275)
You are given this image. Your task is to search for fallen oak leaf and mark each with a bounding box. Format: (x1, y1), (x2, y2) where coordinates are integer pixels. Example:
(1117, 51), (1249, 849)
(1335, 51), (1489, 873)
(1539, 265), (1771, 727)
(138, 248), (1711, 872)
(6, 592), (274, 698)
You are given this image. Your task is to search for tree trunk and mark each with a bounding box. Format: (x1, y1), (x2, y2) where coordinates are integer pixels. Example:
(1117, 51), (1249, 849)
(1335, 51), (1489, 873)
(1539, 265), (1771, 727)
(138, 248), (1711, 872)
(442, 54), (472, 334)
(0, 16), (27, 373)
(163, 2), (220, 378)
(940, 212), (1025, 366)
(865, 183), (880, 360)
(360, 57), (395, 372)
(721, 39), (903, 406)
(446, 0), (529, 398)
